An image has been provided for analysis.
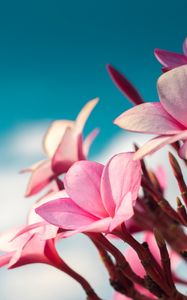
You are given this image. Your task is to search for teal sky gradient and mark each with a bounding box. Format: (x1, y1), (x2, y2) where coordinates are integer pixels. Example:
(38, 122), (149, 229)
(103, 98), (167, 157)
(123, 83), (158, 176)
(1, 0), (187, 153)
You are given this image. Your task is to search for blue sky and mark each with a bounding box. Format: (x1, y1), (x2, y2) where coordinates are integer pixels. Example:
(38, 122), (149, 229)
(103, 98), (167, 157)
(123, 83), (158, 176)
(1, 0), (187, 155)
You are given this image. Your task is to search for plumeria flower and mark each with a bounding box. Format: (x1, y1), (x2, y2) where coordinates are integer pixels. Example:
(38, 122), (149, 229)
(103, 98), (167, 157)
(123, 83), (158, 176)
(0, 227), (61, 269)
(155, 38), (187, 72)
(114, 65), (187, 160)
(24, 98), (99, 196)
(35, 152), (142, 235)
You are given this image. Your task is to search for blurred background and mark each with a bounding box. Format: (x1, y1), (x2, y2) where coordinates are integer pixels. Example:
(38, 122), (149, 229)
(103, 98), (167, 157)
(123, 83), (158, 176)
(1, 0), (187, 299)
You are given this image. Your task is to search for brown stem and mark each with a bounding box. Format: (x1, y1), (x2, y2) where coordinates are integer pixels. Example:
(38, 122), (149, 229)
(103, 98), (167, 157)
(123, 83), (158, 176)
(142, 176), (181, 223)
(176, 197), (187, 226)
(115, 224), (171, 296)
(88, 235), (117, 281)
(45, 239), (102, 300)
(168, 152), (187, 207)
(154, 229), (175, 289)
(87, 233), (145, 287)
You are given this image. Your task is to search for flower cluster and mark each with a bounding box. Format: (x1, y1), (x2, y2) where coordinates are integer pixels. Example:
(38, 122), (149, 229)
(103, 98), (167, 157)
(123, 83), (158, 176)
(1, 38), (187, 300)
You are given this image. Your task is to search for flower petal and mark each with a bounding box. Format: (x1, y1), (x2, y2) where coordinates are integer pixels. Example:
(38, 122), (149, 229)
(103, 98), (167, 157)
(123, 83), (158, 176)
(36, 198), (98, 229)
(107, 64), (143, 105)
(101, 153), (141, 216)
(114, 103), (183, 134)
(134, 130), (187, 160)
(44, 120), (74, 157)
(154, 49), (187, 68)
(25, 160), (55, 197)
(8, 234), (48, 269)
(109, 192), (134, 231)
(158, 65), (187, 127)
(0, 226), (32, 257)
(28, 190), (68, 224)
(83, 128), (100, 158)
(75, 98), (99, 133)
(52, 127), (79, 174)
(59, 217), (112, 237)
(64, 161), (108, 218)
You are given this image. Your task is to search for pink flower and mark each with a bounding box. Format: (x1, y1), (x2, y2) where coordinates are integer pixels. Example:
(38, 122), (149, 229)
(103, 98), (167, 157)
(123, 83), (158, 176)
(35, 153), (142, 235)
(155, 38), (187, 71)
(0, 228), (61, 269)
(114, 65), (187, 160)
(24, 98), (99, 196)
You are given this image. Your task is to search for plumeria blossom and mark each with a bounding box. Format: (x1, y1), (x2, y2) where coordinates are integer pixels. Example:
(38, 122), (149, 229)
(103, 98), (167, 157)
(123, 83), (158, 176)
(24, 98), (99, 196)
(0, 227), (61, 270)
(35, 152), (142, 235)
(155, 38), (187, 72)
(114, 65), (187, 160)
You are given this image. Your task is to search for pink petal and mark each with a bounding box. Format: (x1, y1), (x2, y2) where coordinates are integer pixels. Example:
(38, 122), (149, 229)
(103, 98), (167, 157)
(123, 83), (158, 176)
(9, 234), (49, 268)
(64, 161), (108, 218)
(114, 103), (184, 134)
(101, 153), (141, 216)
(11, 222), (46, 241)
(109, 192), (134, 231)
(59, 217), (112, 237)
(25, 160), (55, 197)
(28, 190), (68, 224)
(75, 98), (99, 133)
(36, 198), (98, 229)
(43, 120), (74, 158)
(107, 65), (144, 105)
(134, 130), (187, 160)
(52, 127), (79, 174)
(158, 65), (187, 127)
(0, 227), (30, 252)
(183, 37), (187, 56)
(154, 49), (187, 68)
(20, 159), (46, 173)
(83, 128), (100, 158)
